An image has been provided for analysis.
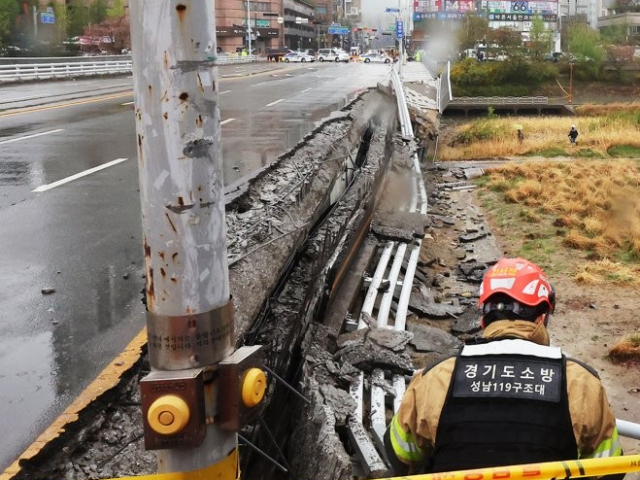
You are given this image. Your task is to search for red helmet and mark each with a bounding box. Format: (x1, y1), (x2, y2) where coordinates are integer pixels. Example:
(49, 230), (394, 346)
(479, 258), (555, 313)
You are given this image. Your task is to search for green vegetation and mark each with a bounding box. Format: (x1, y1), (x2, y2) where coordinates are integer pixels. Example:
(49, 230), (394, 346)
(608, 145), (640, 157)
(0, 0), (19, 50)
(451, 58), (560, 96)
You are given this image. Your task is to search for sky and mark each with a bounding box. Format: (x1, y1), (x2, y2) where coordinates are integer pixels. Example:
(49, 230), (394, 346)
(360, 0), (411, 30)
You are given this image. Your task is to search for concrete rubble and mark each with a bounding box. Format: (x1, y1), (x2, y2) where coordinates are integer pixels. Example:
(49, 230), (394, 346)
(10, 69), (508, 480)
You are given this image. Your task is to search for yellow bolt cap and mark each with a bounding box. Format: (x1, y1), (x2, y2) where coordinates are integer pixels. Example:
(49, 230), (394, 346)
(147, 395), (190, 435)
(242, 368), (266, 408)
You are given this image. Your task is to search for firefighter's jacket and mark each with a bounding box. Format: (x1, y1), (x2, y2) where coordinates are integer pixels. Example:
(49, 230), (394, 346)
(387, 320), (622, 472)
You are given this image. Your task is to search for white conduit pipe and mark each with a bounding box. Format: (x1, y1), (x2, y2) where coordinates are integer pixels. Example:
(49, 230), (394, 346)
(409, 174), (419, 213)
(377, 242), (408, 329)
(394, 241), (421, 331)
(370, 369), (387, 435)
(392, 374), (407, 413)
(617, 419), (640, 440)
(358, 242), (395, 329)
(413, 154), (428, 214)
(349, 371), (365, 420)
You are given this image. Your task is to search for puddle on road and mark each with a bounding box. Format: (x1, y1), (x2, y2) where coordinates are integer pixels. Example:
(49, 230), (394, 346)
(0, 125), (35, 139)
(0, 161), (32, 185)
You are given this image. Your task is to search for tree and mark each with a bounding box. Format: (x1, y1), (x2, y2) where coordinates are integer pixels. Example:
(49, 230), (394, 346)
(457, 13), (489, 53)
(487, 26), (521, 58)
(83, 15), (130, 54)
(600, 24), (628, 44)
(528, 14), (552, 59)
(604, 44), (636, 78)
(107, 0), (126, 18)
(0, 0), (20, 49)
(568, 24), (605, 77)
(612, 0), (640, 13)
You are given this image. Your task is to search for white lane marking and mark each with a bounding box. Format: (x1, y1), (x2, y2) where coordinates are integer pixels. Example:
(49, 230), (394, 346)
(251, 81), (271, 88)
(301, 88), (312, 93)
(0, 129), (64, 146)
(120, 101), (134, 105)
(220, 90), (231, 94)
(32, 158), (129, 193)
(265, 98), (284, 107)
(220, 118), (236, 126)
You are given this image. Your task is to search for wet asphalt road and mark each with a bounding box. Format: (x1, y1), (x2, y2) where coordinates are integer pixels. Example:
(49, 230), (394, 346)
(0, 62), (393, 470)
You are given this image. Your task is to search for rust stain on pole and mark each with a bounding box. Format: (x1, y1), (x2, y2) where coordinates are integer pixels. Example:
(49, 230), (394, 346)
(179, 92), (189, 101)
(176, 3), (187, 19)
(147, 267), (155, 307)
(197, 73), (205, 93)
(172, 252), (179, 262)
(164, 212), (178, 234)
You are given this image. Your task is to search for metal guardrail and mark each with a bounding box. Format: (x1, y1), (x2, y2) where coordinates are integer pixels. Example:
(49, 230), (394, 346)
(0, 59), (133, 82)
(450, 96), (549, 105)
(0, 55), (264, 82)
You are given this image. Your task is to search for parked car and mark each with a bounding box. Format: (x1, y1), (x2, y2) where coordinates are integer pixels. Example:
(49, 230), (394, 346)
(544, 52), (565, 62)
(266, 48), (293, 62)
(283, 52), (315, 63)
(359, 53), (392, 64)
(317, 48), (350, 63)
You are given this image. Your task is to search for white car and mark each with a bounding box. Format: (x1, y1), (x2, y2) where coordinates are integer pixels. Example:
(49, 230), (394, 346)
(317, 48), (350, 63)
(283, 52), (315, 63)
(359, 53), (392, 64)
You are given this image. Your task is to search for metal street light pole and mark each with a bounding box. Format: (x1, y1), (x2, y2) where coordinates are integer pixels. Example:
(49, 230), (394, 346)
(398, 0), (404, 79)
(247, 0), (253, 55)
(129, 0), (236, 475)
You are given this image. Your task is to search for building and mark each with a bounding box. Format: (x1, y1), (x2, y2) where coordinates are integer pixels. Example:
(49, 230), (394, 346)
(215, 0), (316, 53)
(597, 11), (640, 42)
(283, 0), (315, 50)
(345, 0), (362, 22)
(413, 0), (560, 36)
(216, 0), (282, 54)
(314, 0), (335, 49)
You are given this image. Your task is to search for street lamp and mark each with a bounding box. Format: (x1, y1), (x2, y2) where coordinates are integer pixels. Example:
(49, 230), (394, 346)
(246, 0), (252, 55)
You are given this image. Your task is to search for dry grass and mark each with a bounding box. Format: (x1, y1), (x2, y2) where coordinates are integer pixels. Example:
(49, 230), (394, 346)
(609, 334), (640, 364)
(440, 110), (640, 160)
(480, 160), (640, 283)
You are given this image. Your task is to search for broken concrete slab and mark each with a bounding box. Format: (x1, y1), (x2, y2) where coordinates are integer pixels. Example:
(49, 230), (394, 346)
(334, 339), (414, 375)
(450, 307), (482, 335)
(407, 323), (463, 355)
(459, 231), (488, 243)
(408, 292), (465, 318)
(320, 384), (357, 426)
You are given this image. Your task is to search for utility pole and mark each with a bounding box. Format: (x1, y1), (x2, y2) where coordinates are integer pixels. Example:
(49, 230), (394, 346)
(247, 0), (253, 55)
(398, 0), (404, 79)
(33, 6), (38, 39)
(129, 1), (265, 477)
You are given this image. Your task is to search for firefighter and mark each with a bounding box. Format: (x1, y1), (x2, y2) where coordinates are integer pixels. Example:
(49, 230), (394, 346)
(384, 258), (623, 478)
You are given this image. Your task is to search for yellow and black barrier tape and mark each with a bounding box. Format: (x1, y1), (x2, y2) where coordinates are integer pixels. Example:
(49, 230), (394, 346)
(376, 455), (640, 480)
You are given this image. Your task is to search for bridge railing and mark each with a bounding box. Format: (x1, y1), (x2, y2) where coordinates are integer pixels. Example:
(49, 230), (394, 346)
(0, 55), (264, 82)
(450, 96), (549, 105)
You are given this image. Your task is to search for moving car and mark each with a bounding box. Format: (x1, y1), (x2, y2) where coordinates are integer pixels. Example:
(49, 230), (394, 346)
(317, 48), (350, 63)
(283, 52), (316, 63)
(359, 53), (392, 64)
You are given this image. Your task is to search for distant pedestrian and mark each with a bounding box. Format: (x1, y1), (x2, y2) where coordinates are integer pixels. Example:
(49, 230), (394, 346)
(517, 129), (524, 145)
(568, 125), (579, 144)
(415, 50), (421, 62)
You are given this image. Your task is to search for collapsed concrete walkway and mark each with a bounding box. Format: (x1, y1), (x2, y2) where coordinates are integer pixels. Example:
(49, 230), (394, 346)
(1, 62), (507, 480)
